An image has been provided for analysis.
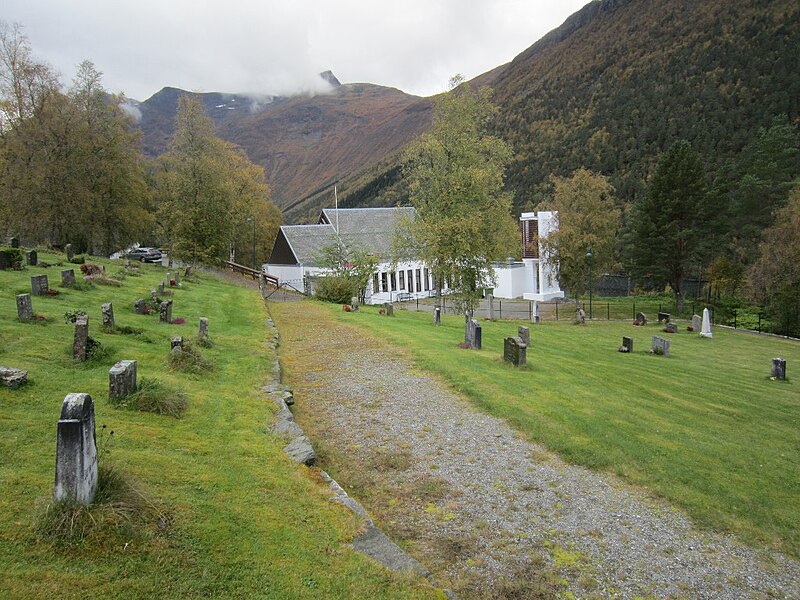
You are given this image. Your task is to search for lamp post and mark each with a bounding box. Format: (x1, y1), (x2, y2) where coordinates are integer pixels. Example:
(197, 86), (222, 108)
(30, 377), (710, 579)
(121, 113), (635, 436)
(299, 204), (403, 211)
(586, 250), (593, 320)
(245, 216), (256, 270)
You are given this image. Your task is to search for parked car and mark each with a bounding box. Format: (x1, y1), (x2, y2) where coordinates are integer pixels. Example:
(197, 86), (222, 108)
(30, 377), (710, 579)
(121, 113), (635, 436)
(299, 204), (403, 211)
(124, 247), (162, 263)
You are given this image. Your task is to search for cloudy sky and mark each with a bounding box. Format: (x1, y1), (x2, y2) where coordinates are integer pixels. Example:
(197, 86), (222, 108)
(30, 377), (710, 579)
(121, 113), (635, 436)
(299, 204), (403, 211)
(5, 0), (588, 101)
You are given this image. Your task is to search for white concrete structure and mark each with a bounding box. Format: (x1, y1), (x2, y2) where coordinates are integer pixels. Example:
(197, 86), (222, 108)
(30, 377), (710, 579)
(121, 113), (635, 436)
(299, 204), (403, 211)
(492, 211), (564, 301)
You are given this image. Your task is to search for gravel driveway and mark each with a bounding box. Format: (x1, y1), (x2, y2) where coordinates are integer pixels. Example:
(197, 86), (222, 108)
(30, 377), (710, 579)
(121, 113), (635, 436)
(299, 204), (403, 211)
(273, 303), (800, 599)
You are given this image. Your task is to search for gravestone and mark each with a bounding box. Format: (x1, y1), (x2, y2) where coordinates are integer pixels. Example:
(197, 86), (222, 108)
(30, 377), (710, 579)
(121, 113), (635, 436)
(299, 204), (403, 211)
(650, 336), (670, 357)
(61, 269), (76, 287)
(65, 243), (74, 261)
(0, 252), (9, 270)
(184, 266), (191, 278)
(635, 312), (647, 325)
(692, 314), (702, 331)
(171, 336), (184, 350)
(503, 336), (527, 366)
(150, 288), (157, 302)
(159, 300), (172, 323)
(0, 366), (28, 388)
(31, 274), (49, 296)
(157, 282), (165, 295)
(771, 358), (786, 381)
(109, 360), (137, 400)
(10, 237), (19, 248)
(518, 326), (530, 346)
(532, 301), (540, 324)
(101, 303), (115, 330)
(54, 393), (98, 505)
(464, 319), (482, 350)
(664, 322), (677, 334)
(433, 306), (441, 325)
(133, 298), (147, 314)
(16, 293), (32, 321)
(199, 317), (209, 339)
(73, 315), (90, 361)
(25, 250), (38, 266)
(165, 273), (171, 286)
(350, 296), (359, 311)
(576, 308), (586, 324)
(621, 336), (634, 353)
(700, 308), (713, 338)
(383, 302), (394, 316)
(174, 270), (180, 285)
(488, 294), (495, 321)
(657, 312), (671, 323)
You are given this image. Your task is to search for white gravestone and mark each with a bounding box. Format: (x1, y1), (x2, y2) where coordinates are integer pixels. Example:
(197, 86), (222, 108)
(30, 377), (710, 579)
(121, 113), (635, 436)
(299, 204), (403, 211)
(700, 307), (713, 338)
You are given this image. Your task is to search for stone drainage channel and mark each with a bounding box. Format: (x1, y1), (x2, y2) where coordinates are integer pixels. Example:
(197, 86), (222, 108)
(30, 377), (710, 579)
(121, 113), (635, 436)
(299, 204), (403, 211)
(260, 306), (456, 599)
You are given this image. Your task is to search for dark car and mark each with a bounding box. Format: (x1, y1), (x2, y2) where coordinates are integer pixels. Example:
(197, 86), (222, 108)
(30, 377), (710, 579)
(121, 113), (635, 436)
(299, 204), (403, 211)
(124, 247), (162, 263)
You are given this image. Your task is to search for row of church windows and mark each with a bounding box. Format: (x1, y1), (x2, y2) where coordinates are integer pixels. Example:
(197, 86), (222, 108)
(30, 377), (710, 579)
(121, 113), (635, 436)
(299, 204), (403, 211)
(372, 268), (431, 294)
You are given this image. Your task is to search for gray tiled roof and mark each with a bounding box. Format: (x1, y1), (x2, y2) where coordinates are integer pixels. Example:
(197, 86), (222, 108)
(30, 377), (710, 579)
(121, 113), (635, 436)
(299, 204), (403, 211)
(281, 207), (416, 265)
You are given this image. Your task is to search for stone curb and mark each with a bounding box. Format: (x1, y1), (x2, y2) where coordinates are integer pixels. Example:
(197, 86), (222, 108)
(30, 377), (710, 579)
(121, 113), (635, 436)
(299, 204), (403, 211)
(260, 297), (457, 597)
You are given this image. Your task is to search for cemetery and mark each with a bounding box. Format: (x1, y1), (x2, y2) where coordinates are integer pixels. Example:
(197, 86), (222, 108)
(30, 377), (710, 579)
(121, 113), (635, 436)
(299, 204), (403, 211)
(0, 247), (435, 599)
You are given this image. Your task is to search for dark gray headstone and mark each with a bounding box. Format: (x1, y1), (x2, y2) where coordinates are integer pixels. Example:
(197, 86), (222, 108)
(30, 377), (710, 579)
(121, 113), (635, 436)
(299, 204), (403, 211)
(0, 252), (9, 270)
(0, 366), (28, 388)
(518, 326), (530, 346)
(65, 243), (73, 261)
(157, 282), (165, 295)
(383, 302), (394, 316)
(771, 358), (786, 381)
(73, 315), (89, 361)
(199, 317), (209, 339)
(635, 312), (647, 325)
(159, 300), (172, 323)
(650, 335), (670, 357)
(16, 293), (32, 321)
(109, 360), (137, 400)
(622, 336), (633, 353)
(471, 320), (482, 350)
(54, 393), (97, 505)
(10, 237), (20, 248)
(25, 250), (37, 266)
(61, 269), (76, 287)
(101, 302), (114, 330)
(504, 336), (527, 366)
(433, 306), (441, 325)
(184, 266), (192, 278)
(658, 312), (671, 323)
(133, 298), (147, 314)
(31, 274), (49, 296)
(664, 322), (677, 334)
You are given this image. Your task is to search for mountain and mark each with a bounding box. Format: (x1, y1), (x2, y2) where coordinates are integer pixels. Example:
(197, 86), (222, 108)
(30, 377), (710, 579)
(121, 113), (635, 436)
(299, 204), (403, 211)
(295, 0), (800, 218)
(135, 0), (800, 223)
(134, 74), (432, 218)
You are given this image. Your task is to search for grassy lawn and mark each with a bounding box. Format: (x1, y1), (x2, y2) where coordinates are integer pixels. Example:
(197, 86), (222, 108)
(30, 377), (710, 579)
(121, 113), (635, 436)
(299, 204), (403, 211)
(320, 301), (800, 559)
(0, 251), (441, 599)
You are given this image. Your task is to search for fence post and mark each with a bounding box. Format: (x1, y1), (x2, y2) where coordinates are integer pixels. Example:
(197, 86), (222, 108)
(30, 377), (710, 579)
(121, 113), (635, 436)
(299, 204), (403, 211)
(529, 301), (532, 321)
(499, 300), (502, 320)
(633, 302), (636, 320)
(416, 297), (419, 311)
(607, 303), (610, 321)
(556, 303), (559, 321)
(734, 308), (737, 329)
(758, 312), (762, 333)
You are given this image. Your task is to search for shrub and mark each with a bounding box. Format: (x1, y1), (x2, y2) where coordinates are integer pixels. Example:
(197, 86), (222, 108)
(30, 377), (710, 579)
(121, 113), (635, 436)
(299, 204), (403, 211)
(110, 377), (188, 417)
(315, 276), (355, 304)
(0, 247), (23, 266)
(80, 263), (103, 276)
(167, 343), (213, 374)
(69, 255), (86, 264)
(64, 309), (87, 324)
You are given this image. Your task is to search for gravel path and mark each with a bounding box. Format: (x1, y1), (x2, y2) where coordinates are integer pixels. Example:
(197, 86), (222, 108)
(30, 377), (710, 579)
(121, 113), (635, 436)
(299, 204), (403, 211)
(277, 307), (800, 599)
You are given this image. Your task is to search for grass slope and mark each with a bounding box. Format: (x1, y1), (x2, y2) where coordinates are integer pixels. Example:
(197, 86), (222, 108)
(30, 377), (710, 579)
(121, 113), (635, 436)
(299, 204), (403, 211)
(0, 252), (440, 600)
(320, 302), (800, 558)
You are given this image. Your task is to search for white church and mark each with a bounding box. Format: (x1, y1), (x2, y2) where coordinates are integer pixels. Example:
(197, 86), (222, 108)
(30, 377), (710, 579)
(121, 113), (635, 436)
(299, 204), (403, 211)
(263, 207), (563, 304)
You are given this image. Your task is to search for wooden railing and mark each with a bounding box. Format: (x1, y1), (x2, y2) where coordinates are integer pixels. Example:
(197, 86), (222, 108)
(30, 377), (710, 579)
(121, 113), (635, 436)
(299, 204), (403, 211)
(225, 261), (278, 287)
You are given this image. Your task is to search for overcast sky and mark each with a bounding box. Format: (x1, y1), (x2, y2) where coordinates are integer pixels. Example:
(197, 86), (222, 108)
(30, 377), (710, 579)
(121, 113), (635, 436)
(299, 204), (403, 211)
(5, 0), (588, 101)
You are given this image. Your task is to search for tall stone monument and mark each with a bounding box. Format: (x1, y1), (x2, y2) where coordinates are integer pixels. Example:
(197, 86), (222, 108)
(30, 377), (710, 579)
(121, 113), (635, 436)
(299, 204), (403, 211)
(54, 393), (98, 505)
